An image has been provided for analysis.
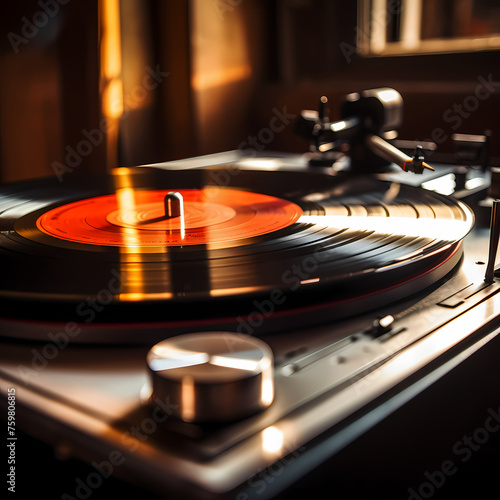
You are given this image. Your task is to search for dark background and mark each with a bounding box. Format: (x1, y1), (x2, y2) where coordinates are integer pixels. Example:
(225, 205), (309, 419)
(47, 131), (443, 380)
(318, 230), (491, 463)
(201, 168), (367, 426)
(2, 1), (500, 499)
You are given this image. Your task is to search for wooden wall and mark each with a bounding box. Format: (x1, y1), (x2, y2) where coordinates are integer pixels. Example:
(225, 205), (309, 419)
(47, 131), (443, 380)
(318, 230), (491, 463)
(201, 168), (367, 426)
(1, 0), (500, 184)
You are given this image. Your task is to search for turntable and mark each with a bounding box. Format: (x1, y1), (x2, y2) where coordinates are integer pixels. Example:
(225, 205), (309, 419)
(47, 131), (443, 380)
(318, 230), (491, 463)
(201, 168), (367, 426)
(1, 88), (500, 499)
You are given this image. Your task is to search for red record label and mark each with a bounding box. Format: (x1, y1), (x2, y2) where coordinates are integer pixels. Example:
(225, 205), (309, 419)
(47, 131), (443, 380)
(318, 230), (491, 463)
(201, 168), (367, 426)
(36, 187), (303, 248)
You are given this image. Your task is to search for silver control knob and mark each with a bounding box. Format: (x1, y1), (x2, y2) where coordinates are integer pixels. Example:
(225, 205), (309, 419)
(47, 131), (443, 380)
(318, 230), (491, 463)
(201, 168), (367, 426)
(146, 332), (274, 423)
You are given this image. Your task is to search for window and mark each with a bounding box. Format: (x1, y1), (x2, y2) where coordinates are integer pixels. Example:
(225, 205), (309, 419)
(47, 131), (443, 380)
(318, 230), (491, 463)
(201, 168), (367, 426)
(358, 0), (500, 56)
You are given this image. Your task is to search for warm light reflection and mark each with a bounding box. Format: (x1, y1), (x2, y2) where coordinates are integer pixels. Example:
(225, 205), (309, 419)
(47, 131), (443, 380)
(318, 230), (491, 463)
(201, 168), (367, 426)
(113, 166), (133, 177)
(115, 187), (142, 252)
(382, 298), (494, 380)
(118, 291), (173, 301)
(379, 315), (394, 329)
(237, 159), (282, 170)
(100, 0), (123, 117)
(149, 353), (209, 372)
(400, 0), (422, 50)
(192, 64), (252, 91)
(191, 0), (252, 90)
(210, 355), (262, 372)
(209, 286), (263, 297)
(175, 193), (186, 241)
(115, 179), (146, 300)
(122, 292), (148, 302)
(298, 215), (471, 241)
(116, 187), (136, 213)
(262, 426), (284, 454)
(100, 0), (121, 79)
(99, 0), (123, 168)
(300, 278), (320, 285)
(370, 0), (387, 53)
(378, 89), (400, 104)
(331, 120), (347, 132)
(181, 375), (195, 422)
(102, 77), (124, 119)
(261, 367), (274, 406)
(152, 344), (201, 360)
(465, 177), (486, 190)
(422, 173), (456, 196)
(191, 0), (253, 151)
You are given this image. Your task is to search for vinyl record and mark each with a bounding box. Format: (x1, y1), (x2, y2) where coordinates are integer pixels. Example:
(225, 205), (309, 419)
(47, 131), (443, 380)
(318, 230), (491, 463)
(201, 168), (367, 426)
(0, 166), (474, 342)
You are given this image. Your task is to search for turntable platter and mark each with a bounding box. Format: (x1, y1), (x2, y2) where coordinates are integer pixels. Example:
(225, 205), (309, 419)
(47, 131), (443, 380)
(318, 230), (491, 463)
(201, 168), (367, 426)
(0, 166), (474, 341)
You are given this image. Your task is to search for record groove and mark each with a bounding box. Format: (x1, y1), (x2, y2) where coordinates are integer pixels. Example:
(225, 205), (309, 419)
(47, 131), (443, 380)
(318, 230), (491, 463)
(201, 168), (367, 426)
(0, 166), (474, 340)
